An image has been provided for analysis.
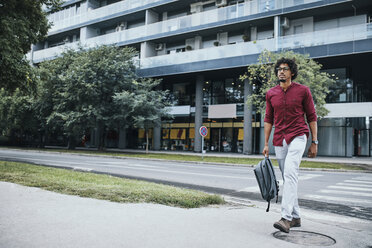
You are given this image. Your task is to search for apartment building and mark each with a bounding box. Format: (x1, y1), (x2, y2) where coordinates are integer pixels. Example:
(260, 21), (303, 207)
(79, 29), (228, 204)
(30, 0), (372, 157)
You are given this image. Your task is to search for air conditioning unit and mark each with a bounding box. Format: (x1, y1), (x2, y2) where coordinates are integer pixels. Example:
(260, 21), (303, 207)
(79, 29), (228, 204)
(281, 17), (290, 29)
(155, 43), (164, 51)
(216, 0), (227, 7)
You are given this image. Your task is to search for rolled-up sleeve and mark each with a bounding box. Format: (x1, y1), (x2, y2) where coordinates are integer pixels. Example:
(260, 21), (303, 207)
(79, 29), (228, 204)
(264, 91), (274, 124)
(303, 87), (317, 123)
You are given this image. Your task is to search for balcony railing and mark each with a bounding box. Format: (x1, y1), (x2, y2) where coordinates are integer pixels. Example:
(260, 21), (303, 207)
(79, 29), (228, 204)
(33, 23), (371, 64)
(48, 0), (172, 33)
(33, 42), (80, 63)
(58, 0), (323, 48)
(48, 0), (323, 34)
(139, 23), (372, 69)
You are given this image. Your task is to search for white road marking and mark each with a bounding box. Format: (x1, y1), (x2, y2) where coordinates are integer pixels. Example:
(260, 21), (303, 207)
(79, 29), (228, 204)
(328, 185), (372, 192)
(238, 173), (323, 192)
(319, 189), (372, 198)
(353, 176), (372, 181)
(304, 194), (372, 205)
(336, 182), (372, 188)
(345, 180), (372, 185)
(298, 174), (322, 180)
(237, 186), (260, 193)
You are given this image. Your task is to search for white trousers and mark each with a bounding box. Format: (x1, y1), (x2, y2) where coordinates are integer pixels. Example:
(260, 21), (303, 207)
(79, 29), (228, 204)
(274, 134), (307, 221)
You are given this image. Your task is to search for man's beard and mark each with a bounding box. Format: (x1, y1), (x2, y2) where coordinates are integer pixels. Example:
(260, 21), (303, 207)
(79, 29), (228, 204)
(279, 79), (286, 82)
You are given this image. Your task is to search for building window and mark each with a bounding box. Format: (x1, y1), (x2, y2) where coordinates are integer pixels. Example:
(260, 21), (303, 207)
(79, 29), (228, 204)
(203, 78), (244, 105)
(324, 68), (353, 103)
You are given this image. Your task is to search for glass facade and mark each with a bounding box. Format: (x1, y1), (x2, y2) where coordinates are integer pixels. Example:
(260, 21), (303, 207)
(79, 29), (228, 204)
(203, 78), (244, 105)
(156, 75), (258, 153)
(324, 68), (354, 103)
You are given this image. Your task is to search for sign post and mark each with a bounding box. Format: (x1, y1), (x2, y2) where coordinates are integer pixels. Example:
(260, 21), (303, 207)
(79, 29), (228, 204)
(199, 126), (208, 161)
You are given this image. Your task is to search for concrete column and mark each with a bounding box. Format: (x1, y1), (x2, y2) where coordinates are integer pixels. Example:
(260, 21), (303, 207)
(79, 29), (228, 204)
(118, 128), (127, 149)
(153, 122), (161, 150)
(194, 35), (202, 49)
(250, 26), (257, 41)
(162, 12), (168, 21)
(274, 16), (281, 50)
(140, 42), (156, 59)
(146, 9), (159, 24)
(80, 26), (97, 42)
(243, 79), (253, 155)
(194, 75), (204, 153)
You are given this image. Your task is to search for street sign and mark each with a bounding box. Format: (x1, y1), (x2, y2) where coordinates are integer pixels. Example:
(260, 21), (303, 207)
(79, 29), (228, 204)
(199, 126), (208, 137)
(199, 126), (208, 159)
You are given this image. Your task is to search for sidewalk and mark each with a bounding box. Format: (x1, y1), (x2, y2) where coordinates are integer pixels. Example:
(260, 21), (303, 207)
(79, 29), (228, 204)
(1, 181), (371, 248)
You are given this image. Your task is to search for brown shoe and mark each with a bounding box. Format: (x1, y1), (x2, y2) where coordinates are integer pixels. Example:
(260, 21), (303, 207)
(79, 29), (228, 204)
(290, 218), (301, 228)
(273, 218), (291, 233)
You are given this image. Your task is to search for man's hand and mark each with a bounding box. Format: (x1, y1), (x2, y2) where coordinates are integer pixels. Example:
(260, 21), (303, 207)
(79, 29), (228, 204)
(307, 143), (318, 158)
(262, 145), (269, 157)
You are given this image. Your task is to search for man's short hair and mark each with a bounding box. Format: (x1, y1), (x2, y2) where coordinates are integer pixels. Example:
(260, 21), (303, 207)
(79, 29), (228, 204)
(274, 57), (298, 80)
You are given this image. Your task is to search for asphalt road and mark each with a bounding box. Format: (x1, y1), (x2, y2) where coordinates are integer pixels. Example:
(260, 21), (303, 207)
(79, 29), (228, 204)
(1, 148), (371, 221)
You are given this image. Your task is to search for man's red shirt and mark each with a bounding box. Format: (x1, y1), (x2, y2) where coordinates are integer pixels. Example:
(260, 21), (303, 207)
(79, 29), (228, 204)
(264, 82), (317, 146)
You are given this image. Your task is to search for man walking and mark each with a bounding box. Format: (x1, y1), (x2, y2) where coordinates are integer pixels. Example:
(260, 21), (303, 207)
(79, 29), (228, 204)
(262, 58), (318, 233)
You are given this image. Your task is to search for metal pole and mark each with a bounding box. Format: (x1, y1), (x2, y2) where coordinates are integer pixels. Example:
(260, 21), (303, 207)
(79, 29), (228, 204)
(202, 136), (204, 161)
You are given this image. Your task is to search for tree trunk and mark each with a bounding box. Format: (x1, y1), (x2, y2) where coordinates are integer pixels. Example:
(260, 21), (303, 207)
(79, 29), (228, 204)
(98, 127), (106, 151)
(67, 135), (76, 150)
(39, 132), (45, 148)
(146, 129), (149, 154)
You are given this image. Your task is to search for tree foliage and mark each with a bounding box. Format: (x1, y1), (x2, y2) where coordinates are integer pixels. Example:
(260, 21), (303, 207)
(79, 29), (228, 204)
(240, 50), (335, 118)
(0, 0), (62, 91)
(113, 78), (172, 152)
(0, 88), (38, 145)
(37, 45), (170, 150)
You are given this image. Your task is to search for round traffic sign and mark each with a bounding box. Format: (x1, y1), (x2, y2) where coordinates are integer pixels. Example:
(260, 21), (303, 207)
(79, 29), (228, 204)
(199, 126), (208, 137)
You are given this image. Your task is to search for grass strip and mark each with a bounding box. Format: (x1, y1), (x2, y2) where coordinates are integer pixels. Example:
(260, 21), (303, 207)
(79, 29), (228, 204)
(0, 161), (225, 208)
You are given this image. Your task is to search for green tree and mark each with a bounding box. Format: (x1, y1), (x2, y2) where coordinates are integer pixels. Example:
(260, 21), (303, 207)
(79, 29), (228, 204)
(0, 0), (62, 91)
(114, 78), (172, 153)
(39, 45), (138, 149)
(240, 50), (335, 118)
(0, 88), (39, 145)
(33, 49), (77, 147)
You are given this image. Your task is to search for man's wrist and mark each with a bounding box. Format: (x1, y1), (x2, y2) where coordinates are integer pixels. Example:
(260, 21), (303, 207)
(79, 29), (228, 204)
(311, 140), (318, 145)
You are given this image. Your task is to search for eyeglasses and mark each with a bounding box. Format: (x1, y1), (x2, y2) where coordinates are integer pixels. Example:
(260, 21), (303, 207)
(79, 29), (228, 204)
(276, 67), (290, 72)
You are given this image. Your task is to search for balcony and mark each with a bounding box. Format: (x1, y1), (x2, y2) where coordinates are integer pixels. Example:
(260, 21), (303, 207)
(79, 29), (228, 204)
(48, 0), (176, 33)
(138, 23), (372, 70)
(33, 42), (80, 63)
(34, 0), (365, 64)
(33, 22), (372, 65)
(48, 0), (327, 35)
